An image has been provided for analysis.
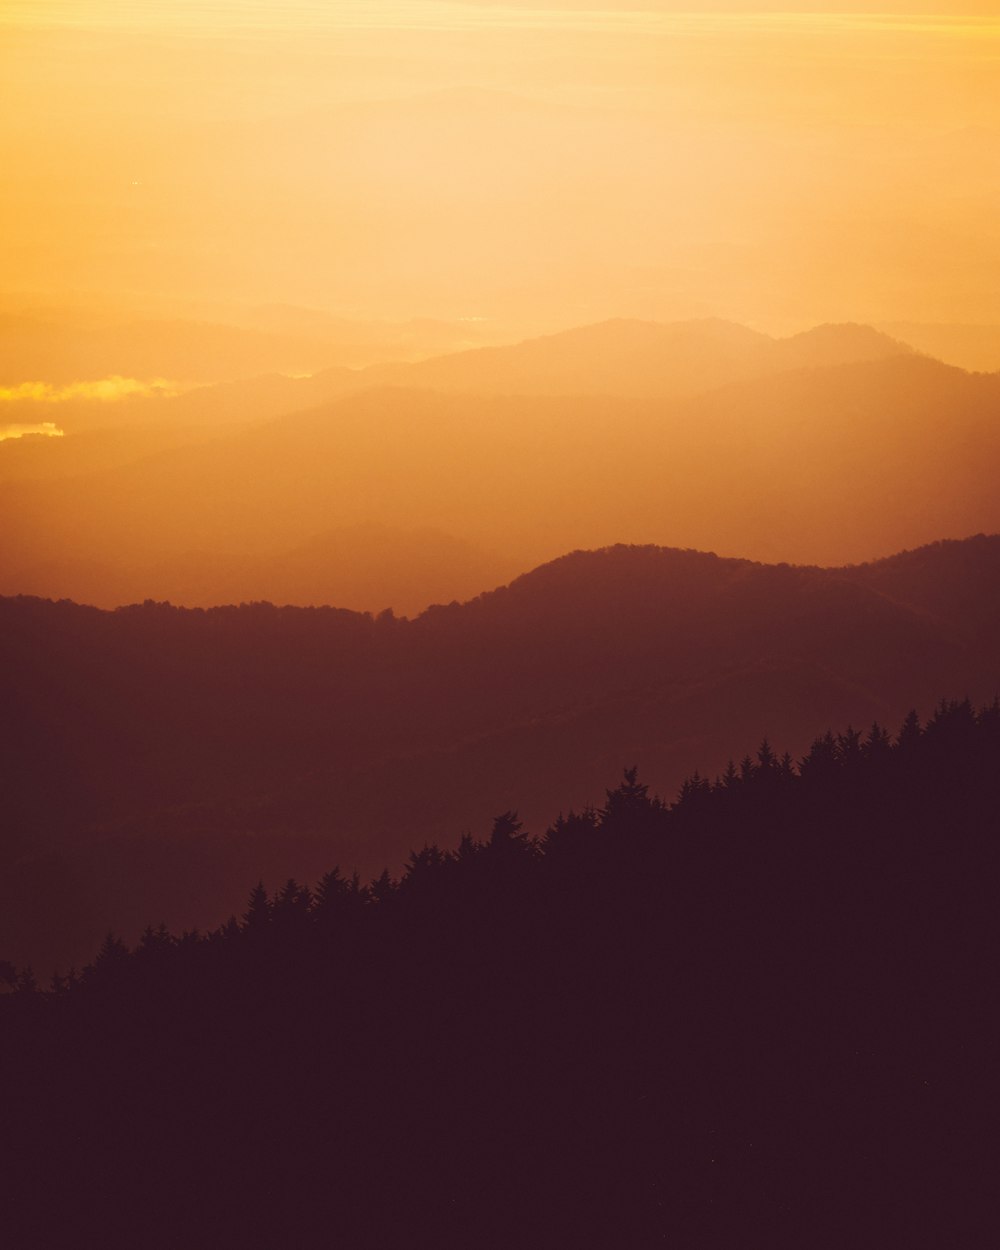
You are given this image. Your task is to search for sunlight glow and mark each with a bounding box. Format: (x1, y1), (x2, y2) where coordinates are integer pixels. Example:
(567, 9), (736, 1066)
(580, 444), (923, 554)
(0, 378), (178, 403)
(0, 422), (65, 442)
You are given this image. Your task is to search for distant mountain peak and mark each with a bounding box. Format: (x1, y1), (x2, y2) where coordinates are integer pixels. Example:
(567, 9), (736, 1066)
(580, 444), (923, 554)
(781, 321), (915, 362)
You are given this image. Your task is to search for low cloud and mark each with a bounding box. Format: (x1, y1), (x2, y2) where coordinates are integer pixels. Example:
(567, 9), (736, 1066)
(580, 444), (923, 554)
(0, 376), (177, 403)
(0, 422), (65, 442)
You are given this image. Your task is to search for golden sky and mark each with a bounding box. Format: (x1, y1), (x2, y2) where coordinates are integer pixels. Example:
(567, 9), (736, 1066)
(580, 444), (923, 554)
(3, 2), (1000, 610)
(3, 2), (999, 329)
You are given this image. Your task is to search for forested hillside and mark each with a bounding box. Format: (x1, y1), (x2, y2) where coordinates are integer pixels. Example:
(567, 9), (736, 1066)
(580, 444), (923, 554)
(2, 701), (996, 1248)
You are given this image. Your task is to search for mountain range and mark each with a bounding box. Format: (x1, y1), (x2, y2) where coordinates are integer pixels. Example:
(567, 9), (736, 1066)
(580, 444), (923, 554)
(3, 534), (999, 972)
(311, 317), (913, 399)
(3, 318), (999, 613)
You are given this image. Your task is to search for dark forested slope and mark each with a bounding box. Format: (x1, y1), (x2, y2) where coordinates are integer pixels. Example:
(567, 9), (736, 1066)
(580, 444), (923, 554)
(2, 702), (997, 1249)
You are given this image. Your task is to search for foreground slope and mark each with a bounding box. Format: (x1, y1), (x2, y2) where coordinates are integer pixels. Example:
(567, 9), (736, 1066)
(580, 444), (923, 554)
(2, 535), (999, 970)
(3, 703), (997, 1248)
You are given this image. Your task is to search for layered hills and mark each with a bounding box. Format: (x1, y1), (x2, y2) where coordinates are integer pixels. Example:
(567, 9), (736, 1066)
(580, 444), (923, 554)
(319, 317), (912, 399)
(0, 315), (910, 452)
(5, 315), (999, 970)
(5, 316), (922, 613)
(3, 344), (998, 612)
(2, 535), (999, 972)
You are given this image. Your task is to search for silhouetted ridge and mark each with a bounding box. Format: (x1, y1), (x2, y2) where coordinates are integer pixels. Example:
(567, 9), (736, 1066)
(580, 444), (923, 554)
(489, 543), (743, 600)
(2, 702), (997, 1248)
(848, 534), (1000, 639)
(3, 535), (1000, 978)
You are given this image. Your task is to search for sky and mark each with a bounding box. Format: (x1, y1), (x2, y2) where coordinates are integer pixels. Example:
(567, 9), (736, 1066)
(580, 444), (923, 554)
(2, 2), (1000, 609)
(5, 3), (1000, 24)
(2, 2), (999, 330)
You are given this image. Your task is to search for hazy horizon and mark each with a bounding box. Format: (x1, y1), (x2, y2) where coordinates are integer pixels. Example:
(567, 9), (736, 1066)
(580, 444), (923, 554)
(4, 2), (999, 334)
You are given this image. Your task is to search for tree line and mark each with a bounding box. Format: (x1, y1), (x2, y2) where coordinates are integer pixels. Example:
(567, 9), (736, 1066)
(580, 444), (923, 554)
(1, 697), (996, 1249)
(1, 696), (994, 996)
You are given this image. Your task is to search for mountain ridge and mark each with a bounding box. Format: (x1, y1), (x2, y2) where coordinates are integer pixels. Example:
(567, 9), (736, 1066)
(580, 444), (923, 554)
(3, 534), (998, 972)
(5, 349), (998, 612)
(312, 316), (916, 400)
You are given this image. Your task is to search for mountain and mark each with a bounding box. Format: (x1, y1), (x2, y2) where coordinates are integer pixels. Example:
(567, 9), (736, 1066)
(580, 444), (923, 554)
(0, 314), (872, 481)
(0, 315), (915, 456)
(878, 321), (1000, 373)
(3, 351), (999, 612)
(317, 317), (914, 400)
(2, 535), (999, 972)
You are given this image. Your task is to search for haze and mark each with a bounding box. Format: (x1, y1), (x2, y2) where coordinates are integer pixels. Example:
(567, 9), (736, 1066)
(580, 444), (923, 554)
(4, 2), (999, 328)
(3, 1), (1000, 613)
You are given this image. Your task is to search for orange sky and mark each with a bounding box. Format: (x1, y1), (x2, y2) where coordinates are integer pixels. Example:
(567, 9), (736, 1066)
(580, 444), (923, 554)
(2, 3), (1000, 611)
(3, 2), (999, 331)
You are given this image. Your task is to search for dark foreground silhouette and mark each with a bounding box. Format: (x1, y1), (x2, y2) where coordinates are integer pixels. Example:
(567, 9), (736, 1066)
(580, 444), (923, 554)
(2, 700), (996, 1247)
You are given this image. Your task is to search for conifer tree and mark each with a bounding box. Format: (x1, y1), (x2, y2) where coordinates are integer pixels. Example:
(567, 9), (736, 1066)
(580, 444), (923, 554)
(897, 708), (923, 752)
(601, 767), (649, 821)
(95, 932), (129, 964)
(836, 725), (863, 766)
(799, 731), (838, 783)
(243, 881), (272, 930)
(863, 722), (892, 760)
(367, 869), (397, 905)
(489, 810), (526, 847)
